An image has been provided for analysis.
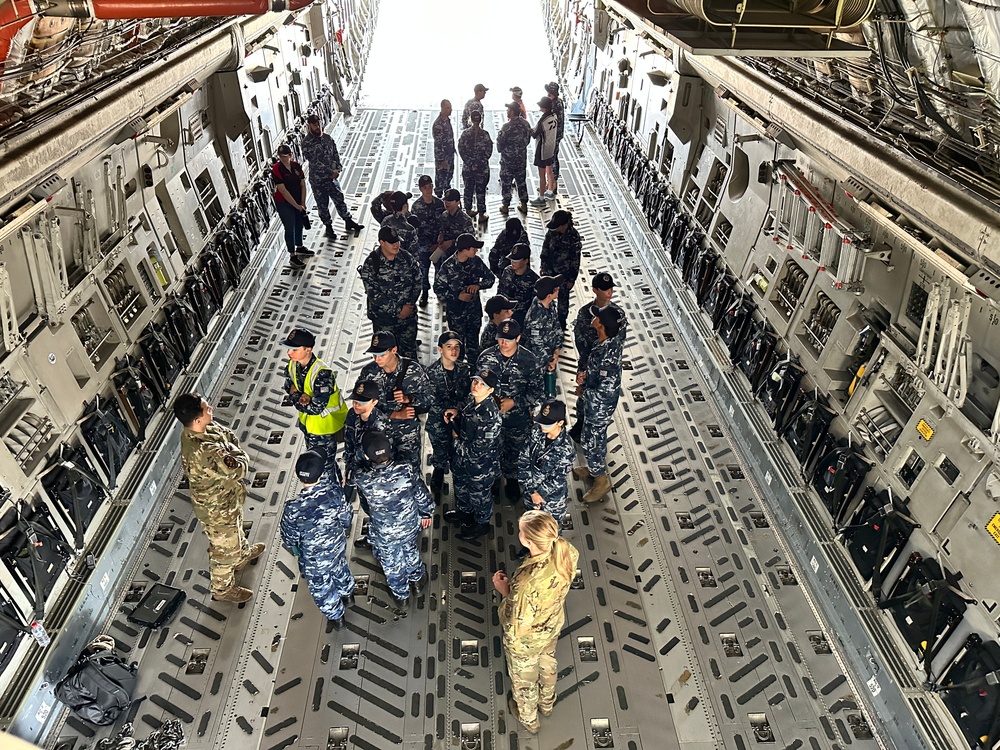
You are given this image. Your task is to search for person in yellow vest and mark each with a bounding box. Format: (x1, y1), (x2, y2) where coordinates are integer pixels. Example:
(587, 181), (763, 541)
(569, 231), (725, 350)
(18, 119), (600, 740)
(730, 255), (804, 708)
(283, 327), (348, 478)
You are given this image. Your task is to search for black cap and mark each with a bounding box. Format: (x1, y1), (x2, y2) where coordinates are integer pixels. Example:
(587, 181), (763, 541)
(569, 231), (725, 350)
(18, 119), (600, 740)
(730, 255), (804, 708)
(391, 190), (412, 211)
(455, 233), (485, 251)
(470, 110), (483, 122)
(497, 318), (521, 340)
(535, 275), (564, 299)
(378, 226), (400, 244)
(295, 449), (326, 483)
(443, 188), (461, 202)
(350, 380), (379, 401)
(538, 97), (552, 110)
(510, 86), (523, 96)
(366, 330), (397, 353)
(474, 368), (499, 390)
(362, 431), (392, 464)
(544, 81), (560, 95)
(418, 174), (433, 187)
(474, 83), (488, 92)
(547, 210), (572, 229)
(485, 295), (513, 315)
(306, 113), (321, 124)
(505, 217), (523, 234)
(277, 144), (292, 155)
(594, 307), (621, 336)
(438, 330), (462, 347)
(509, 244), (530, 261)
(592, 272), (615, 290)
(536, 400), (566, 425)
(282, 327), (316, 348)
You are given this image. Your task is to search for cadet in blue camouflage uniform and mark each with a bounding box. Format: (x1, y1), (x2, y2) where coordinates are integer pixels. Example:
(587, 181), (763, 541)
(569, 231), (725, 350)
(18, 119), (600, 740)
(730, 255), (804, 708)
(426, 331), (471, 494)
(518, 401), (574, 525)
(523, 276), (564, 397)
(497, 102), (533, 215)
(380, 191), (417, 253)
(493, 511), (579, 734)
(577, 308), (623, 503)
(458, 110), (494, 218)
(342, 380), (395, 501)
(489, 217), (530, 275)
(477, 319), (545, 502)
(175, 394), (264, 603)
(480, 295), (515, 355)
(410, 175), (444, 305)
(300, 114), (364, 240)
(370, 190), (394, 224)
(282, 327), (348, 479)
(357, 226), (421, 359)
(544, 82), (566, 193)
(282, 450), (354, 628)
(352, 431), (434, 607)
(443, 368), (502, 540)
(541, 210), (582, 329)
(359, 331), (432, 474)
(462, 83), (487, 130)
(434, 233), (496, 364)
(436, 189), (475, 268)
(499, 244), (540, 327)
(432, 100), (455, 195)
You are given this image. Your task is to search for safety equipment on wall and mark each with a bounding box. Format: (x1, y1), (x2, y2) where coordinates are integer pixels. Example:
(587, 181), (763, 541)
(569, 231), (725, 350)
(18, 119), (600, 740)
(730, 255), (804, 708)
(41, 444), (108, 551)
(80, 395), (136, 489)
(737, 321), (777, 392)
(932, 634), (1000, 749)
(112, 355), (163, 441)
(139, 323), (182, 397)
(810, 441), (871, 526)
(703, 273), (735, 330)
(0, 503), (71, 620)
(756, 358), (805, 432)
(839, 487), (918, 595)
(782, 395), (836, 469)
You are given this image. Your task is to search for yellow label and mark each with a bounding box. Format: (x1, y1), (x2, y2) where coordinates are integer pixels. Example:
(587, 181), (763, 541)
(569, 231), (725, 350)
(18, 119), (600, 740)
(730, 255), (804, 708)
(916, 419), (934, 441)
(987, 513), (1000, 546)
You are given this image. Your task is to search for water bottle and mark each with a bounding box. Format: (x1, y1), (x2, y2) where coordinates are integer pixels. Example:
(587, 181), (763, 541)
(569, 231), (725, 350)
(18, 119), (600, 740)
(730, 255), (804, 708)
(30, 621), (51, 647)
(544, 371), (557, 398)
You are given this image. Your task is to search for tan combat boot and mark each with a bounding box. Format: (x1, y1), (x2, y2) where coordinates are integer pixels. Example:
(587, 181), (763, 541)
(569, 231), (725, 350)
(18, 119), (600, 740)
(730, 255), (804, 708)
(212, 586), (253, 603)
(572, 466), (590, 481)
(234, 543), (266, 571)
(582, 473), (611, 503)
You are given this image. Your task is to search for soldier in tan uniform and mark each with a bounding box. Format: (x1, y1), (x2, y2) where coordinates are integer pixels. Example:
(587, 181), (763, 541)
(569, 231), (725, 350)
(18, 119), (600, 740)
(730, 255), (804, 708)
(492, 510), (580, 733)
(174, 393), (264, 603)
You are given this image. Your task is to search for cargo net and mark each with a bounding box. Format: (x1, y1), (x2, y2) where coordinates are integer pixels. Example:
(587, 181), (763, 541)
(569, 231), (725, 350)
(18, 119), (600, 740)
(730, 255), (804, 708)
(95, 719), (185, 750)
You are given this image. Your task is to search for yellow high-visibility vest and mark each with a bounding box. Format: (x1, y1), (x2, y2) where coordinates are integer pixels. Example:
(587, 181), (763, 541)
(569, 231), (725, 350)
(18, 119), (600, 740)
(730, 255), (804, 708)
(287, 357), (347, 435)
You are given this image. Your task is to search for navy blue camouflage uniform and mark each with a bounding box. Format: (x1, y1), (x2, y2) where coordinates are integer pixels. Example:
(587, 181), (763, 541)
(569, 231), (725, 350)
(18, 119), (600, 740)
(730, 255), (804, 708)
(524, 298), (562, 368)
(343, 408), (394, 486)
(434, 255), (496, 363)
(580, 338), (623, 475)
(462, 98), (484, 130)
(488, 226), (530, 275)
(540, 226), (582, 328)
(497, 117), (532, 207)
(432, 114), (455, 195)
(353, 462), (433, 601)
(280, 476), (354, 620)
(574, 302), (628, 373)
(410, 195), (444, 292)
(357, 247), (421, 358)
(438, 209), (475, 266)
(360, 357), (432, 473)
(380, 213), (417, 254)
(499, 266), (540, 327)
(477, 345), (545, 480)
(458, 125), (494, 214)
(300, 131), (353, 230)
(518, 426), (574, 523)
(426, 360), (471, 473)
(452, 394), (502, 524)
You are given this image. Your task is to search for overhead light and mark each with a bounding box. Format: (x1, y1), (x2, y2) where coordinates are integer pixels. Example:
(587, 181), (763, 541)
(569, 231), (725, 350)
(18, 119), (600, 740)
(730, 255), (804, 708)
(646, 70), (671, 87)
(246, 64), (274, 83)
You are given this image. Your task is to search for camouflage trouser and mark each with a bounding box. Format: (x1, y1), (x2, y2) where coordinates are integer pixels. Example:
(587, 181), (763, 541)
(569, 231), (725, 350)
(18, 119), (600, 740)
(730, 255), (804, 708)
(300, 525), (354, 620)
(369, 315), (418, 360)
(500, 413), (531, 479)
(522, 491), (568, 526)
(194, 491), (250, 595)
(445, 309), (483, 365)
(311, 177), (351, 228)
(304, 432), (343, 484)
(454, 463), (496, 524)
(552, 140), (562, 180)
(393, 419), (423, 474)
(462, 169), (489, 213)
(416, 243), (432, 292)
(371, 528), (425, 600)
(499, 162), (529, 206)
(426, 413), (453, 472)
(582, 415), (612, 476)
(504, 636), (558, 729)
(435, 160), (453, 196)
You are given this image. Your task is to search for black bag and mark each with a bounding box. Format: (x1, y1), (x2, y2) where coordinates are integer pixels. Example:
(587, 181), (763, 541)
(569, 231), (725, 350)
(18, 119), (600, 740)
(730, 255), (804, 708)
(55, 640), (138, 725)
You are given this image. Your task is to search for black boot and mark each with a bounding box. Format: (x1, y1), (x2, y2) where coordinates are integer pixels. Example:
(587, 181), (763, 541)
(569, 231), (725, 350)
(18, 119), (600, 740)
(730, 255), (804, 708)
(457, 521), (490, 541)
(346, 219), (364, 235)
(444, 508), (472, 525)
(411, 570), (429, 596)
(430, 467), (445, 493)
(504, 479), (521, 503)
(569, 420), (582, 444)
(324, 223), (337, 240)
(329, 615), (345, 630)
(420, 289), (429, 307)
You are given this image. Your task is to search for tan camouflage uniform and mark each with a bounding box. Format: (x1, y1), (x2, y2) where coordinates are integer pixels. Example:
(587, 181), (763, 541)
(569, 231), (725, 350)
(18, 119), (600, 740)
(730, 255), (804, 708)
(180, 423), (251, 595)
(498, 542), (580, 729)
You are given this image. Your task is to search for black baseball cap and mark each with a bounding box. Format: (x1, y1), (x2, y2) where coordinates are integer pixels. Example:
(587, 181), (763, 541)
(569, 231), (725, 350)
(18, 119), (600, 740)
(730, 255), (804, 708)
(362, 431), (392, 464)
(538, 97), (552, 110)
(474, 368), (498, 390)
(456, 233), (485, 251)
(367, 331), (397, 353)
(282, 328), (316, 348)
(594, 307), (621, 336)
(545, 81), (560, 95)
(592, 272), (615, 290)
(438, 330), (462, 347)
(535, 275), (564, 299)
(547, 210), (572, 229)
(418, 175), (433, 187)
(509, 244), (530, 261)
(391, 190), (412, 211)
(306, 113), (321, 124)
(350, 380), (379, 401)
(295, 449), (326, 483)
(470, 110), (483, 122)
(443, 188), (461, 202)
(485, 295), (513, 315)
(536, 400), (566, 425)
(378, 226), (400, 244)
(505, 217), (523, 234)
(497, 319), (521, 340)
(277, 144), (292, 155)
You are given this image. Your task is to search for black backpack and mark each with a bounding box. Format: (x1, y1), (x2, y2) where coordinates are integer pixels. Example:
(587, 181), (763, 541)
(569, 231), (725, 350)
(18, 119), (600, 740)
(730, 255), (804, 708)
(55, 638), (137, 725)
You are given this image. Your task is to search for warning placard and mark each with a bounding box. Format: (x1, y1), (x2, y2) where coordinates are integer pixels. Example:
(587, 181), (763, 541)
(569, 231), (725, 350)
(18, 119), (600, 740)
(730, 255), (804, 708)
(987, 513), (1000, 546)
